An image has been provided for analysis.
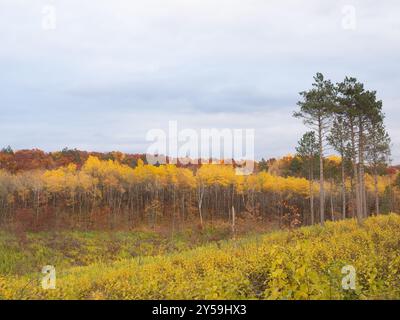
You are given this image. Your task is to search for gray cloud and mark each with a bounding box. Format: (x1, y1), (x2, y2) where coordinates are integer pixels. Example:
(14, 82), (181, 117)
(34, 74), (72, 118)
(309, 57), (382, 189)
(0, 0), (399, 161)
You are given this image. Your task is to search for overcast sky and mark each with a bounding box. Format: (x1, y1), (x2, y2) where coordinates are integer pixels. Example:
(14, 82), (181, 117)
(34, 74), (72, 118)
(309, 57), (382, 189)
(1, 0), (399, 161)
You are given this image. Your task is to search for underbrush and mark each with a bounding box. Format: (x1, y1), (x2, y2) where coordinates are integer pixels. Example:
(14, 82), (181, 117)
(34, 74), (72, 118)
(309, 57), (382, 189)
(1, 214), (399, 300)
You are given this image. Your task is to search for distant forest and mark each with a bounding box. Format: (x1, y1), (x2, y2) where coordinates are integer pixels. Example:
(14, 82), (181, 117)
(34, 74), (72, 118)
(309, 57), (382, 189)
(1, 74), (399, 232)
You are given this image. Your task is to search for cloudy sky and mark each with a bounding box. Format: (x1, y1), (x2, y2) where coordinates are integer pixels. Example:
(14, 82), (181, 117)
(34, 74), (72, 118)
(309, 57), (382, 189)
(1, 0), (399, 161)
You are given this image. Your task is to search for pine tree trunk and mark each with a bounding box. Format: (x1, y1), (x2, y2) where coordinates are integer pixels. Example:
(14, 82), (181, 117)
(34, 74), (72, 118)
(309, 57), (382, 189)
(341, 156), (346, 219)
(358, 120), (367, 218)
(330, 180), (335, 221)
(318, 119), (325, 225)
(309, 163), (314, 225)
(350, 120), (362, 223)
(373, 167), (380, 216)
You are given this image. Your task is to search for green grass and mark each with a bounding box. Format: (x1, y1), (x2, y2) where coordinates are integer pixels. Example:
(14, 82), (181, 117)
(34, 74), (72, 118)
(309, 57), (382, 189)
(0, 223), (237, 276)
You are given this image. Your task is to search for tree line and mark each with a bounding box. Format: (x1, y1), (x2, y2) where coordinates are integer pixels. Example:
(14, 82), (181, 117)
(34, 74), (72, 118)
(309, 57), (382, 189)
(0, 73), (398, 231)
(0, 154), (398, 231)
(294, 73), (392, 225)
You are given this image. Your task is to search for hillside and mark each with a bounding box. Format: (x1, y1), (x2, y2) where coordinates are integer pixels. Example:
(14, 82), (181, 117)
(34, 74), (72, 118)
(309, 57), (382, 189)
(1, 214), (399, 300)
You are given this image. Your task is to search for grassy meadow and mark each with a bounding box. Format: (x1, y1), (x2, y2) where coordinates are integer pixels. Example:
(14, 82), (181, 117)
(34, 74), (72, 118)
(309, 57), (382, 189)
(1, 214), (399, 300)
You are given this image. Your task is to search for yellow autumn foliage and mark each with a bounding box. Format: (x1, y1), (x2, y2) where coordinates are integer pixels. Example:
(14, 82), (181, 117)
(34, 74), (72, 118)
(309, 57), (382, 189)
(1, 214), (399, 300)
(2, 155), (394, 209)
